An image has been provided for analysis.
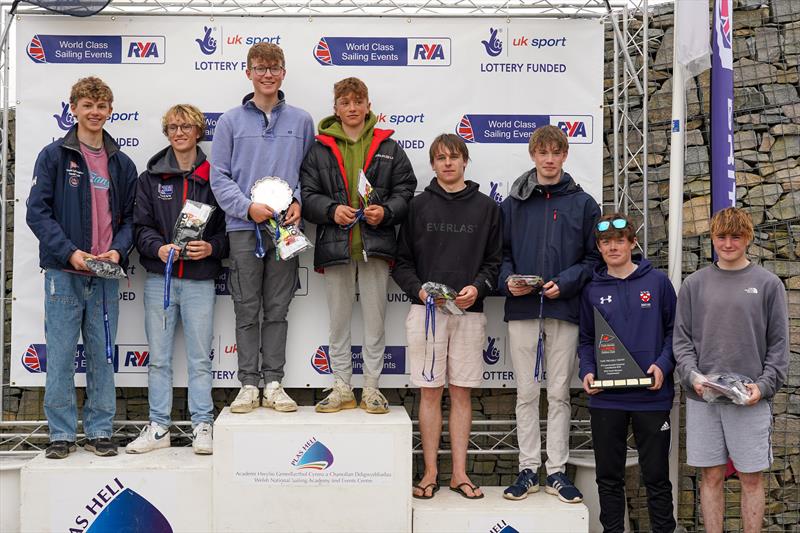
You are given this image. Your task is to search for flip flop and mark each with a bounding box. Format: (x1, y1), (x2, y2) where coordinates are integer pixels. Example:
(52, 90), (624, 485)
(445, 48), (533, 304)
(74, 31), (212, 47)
(450, 482), (484, 499)
(413, 481), (440, 500)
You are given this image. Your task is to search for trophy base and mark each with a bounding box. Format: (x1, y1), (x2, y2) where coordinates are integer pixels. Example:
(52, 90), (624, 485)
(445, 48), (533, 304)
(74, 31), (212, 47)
(590, 376), (654, 389)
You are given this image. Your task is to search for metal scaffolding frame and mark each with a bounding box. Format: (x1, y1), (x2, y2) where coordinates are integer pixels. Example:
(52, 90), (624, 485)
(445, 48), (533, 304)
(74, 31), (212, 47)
(0, 0), (650, 450)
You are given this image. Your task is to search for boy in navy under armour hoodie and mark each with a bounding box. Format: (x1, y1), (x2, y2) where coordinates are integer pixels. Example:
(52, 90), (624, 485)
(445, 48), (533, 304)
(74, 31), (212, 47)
(578, 213), (677, 533)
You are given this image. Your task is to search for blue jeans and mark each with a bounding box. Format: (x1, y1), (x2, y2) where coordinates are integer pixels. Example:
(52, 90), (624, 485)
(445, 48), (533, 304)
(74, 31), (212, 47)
(44, 270), (118, 442)
(144, 274), (214, 427)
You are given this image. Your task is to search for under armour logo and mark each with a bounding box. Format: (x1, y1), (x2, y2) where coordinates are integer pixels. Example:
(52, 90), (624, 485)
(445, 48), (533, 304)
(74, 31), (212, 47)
(600, 295), (613, 304)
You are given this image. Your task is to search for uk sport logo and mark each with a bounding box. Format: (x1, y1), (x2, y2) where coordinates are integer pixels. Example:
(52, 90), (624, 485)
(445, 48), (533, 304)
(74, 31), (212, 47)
(481, 27), (503, 57)
(195, 26), (217, 55)
(291, 438), (334, 470)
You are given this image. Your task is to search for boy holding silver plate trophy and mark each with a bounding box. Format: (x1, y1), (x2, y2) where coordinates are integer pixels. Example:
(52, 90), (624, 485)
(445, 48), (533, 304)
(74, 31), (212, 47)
(301, 77), (416, 414)
(211, 43), (315, 414)
(577, 213), (677, 533)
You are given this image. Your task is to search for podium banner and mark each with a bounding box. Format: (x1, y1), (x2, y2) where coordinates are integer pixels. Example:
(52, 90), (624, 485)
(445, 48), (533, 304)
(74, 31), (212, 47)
(12, 14), (603, 388)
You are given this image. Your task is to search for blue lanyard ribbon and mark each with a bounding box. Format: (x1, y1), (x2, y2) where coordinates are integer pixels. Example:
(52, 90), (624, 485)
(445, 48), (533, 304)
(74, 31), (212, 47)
(339, 208), (364, 231)
(422, 295), (436, 382)
(163, 248), (176, 329)
(253, 222), (266, 259)
(101, 279), (112, 364)
(534, 291), (547, 382)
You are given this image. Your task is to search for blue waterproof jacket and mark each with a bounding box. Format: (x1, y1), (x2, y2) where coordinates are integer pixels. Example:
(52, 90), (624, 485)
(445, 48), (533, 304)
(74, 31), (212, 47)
(26, 126), (138, 270)
(499, 170), (601, 324)
(578, 258), (677, 411)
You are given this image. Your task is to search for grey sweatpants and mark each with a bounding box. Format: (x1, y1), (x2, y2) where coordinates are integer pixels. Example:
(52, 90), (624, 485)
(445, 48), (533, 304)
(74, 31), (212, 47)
(228, 230), (299, 386)
(324, 258), (389, 388)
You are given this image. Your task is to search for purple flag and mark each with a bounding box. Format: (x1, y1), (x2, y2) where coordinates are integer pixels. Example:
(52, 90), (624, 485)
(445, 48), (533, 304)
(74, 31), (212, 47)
(710, 0), (735, 214)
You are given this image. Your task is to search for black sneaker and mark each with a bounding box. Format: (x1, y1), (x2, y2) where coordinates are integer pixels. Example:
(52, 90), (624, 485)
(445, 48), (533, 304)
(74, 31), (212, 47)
(45, 440), (77, 459)
(503, 468), (540, 500)
(84, 437), (118, 457)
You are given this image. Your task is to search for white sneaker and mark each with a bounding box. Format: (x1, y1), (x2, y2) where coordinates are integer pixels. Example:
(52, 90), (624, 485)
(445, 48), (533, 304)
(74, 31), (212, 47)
(192, 423), (213, 455)
(360, 387), (389, 414)
(315, 378), (357, 413)
(125, 422), (170, 454)
(263, 381), (298, 412)
(230, 385), (260, 413)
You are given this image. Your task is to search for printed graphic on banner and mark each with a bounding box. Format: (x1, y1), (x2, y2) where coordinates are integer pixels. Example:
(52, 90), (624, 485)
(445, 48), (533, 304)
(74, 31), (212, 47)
(479, 26), (571, 73)
(115, 345), (150, 374)
(22, 344), (87, 374)
(489, 521), (520, 533)
(483, 336), (501, 365)
(311, 346), (406, 375)
(314, 37), (451, 66)
(292, 438), (334, 470)
(203, 112), (223, 141)
(52, 102), (141, 132)
(27, 35), (165, 64)
(234, 432), (394, 486)
(457, 114), (593, 144)
(710, 0), (736, 213)
(69, 477), (172, 533)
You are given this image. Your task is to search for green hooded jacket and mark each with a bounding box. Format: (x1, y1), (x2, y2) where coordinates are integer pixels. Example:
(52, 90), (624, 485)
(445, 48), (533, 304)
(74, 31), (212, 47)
(317, 111), (378, 260)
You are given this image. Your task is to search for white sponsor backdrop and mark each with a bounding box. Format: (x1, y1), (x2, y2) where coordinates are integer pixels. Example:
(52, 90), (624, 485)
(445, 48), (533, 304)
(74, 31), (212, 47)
(11, 15), (603, 388)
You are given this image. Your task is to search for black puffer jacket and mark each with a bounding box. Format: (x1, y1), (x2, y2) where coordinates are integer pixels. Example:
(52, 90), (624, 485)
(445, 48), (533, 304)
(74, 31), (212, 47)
(300, 128), (417, 269)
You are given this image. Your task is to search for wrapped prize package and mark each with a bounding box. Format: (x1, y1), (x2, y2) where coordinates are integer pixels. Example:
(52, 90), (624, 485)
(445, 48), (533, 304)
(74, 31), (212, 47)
(507, 274), (544, 289)
(85, 258), (126, 279)
(690, 370), (753, 405)
(422, 281), (464, 315)
(270, 221), (313, 261)
(173, 200), (215, 259)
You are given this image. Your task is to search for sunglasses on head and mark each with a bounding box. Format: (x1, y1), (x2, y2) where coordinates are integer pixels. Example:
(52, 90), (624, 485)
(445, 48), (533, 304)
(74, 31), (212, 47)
(597, 218), (628, 232)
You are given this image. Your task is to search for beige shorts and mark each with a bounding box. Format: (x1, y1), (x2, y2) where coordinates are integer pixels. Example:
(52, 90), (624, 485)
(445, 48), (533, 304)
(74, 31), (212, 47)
(406, 304), (486, 388)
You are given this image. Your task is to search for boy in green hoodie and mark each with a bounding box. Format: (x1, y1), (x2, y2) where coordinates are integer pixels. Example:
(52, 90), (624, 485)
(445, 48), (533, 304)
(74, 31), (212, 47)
(301, 77), (417, 413)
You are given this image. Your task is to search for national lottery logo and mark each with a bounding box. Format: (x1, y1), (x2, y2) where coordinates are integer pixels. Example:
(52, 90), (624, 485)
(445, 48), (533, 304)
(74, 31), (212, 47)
(483, 336), (501, 365)
(54, 102), (75, 131)
(196, 26), (217, 55)
(482, 27), (503, 57)
(489, 181), (504, 204)
(291, 438), (334, 470)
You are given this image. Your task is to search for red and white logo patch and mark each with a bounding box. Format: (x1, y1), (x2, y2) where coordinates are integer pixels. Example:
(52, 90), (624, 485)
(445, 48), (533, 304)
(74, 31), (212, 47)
(640, 290), (651, 303)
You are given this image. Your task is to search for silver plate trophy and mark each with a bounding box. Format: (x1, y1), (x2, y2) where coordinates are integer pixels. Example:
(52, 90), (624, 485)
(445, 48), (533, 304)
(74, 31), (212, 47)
(250, 177), (293, 259)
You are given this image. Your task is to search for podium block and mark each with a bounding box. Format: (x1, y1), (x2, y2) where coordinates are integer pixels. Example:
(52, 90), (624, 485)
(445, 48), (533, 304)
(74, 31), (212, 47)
(213, 406), (412, 532)
(20, 447), (212, 533)
(413, 487), (589, 533)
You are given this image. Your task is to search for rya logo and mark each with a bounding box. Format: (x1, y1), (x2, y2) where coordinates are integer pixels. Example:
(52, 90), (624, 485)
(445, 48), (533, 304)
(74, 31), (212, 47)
(127, 41), (159, 58)
(196, 26), (217, 55)
(557, 120), (587, 138)
(482, 27), (503, 57)
(412, 43), (445, 60)
(291, 438), (334, 470)
(54, 101), (75, 131)
(483, 336), (500, 365)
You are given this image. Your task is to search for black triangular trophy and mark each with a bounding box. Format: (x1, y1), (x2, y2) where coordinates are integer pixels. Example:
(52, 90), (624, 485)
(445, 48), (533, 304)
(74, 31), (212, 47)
(590, 307), (653, 389)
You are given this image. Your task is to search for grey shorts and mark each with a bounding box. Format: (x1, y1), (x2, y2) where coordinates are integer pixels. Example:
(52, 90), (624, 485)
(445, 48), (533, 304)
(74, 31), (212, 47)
(686, 398), (773, 473)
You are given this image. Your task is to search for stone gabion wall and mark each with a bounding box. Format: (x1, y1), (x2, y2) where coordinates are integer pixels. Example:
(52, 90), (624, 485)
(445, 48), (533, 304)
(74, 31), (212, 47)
(2, 1), (799, 530)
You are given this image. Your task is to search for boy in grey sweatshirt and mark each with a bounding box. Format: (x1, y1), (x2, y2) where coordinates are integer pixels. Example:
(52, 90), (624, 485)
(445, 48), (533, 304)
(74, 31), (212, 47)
(674, 207), (788, 533)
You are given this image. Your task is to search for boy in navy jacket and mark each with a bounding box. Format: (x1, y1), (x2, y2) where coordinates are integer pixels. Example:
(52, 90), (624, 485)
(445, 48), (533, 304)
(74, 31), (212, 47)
(26, 77), (137, 459)
(578, 213), (677, 533)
